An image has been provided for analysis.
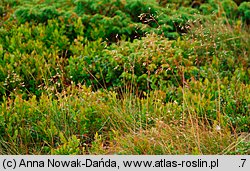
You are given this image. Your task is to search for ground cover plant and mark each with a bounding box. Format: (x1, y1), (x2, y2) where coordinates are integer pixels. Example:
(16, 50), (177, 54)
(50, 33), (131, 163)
(0, 0), (249, 154)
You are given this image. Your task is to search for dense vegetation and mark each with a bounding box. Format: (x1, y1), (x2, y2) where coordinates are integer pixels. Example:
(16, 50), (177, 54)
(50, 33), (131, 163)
(0, 0), (249, 154)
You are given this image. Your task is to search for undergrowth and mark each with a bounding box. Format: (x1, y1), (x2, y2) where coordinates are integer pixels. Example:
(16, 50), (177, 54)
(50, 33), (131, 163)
(0, 0), (249, 154)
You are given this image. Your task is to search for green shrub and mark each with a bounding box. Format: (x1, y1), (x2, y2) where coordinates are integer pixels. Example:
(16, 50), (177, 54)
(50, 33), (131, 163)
(0, 85), (114, 154)
(199, 3), (214, 15)
(0, 0), (249, 155)
(0, 6), (4, 17)
(238, 2), (250, 24)
(51, 134), (82, 155)
(74, 0), (123, 17)
(222, 0), (238, 19)
(14, 5), (60, 24)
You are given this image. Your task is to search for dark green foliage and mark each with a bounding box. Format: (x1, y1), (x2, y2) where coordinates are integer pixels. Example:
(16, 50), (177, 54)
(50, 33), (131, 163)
(222, 0), (238, 19)
(0, 6), (4, 17)
(199, 3), (214, 15)
(0, 0), (249, 154)
(14, 5), (60, 24)
(238, 2), (250, 24)
(74, 0), (124, 16)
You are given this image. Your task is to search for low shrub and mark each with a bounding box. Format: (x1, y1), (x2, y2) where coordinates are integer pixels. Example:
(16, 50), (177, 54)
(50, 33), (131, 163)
(0, 0), (249, 155)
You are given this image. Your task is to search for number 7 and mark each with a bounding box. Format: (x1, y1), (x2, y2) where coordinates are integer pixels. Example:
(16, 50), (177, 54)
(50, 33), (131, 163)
(241, 159), (246, 167)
